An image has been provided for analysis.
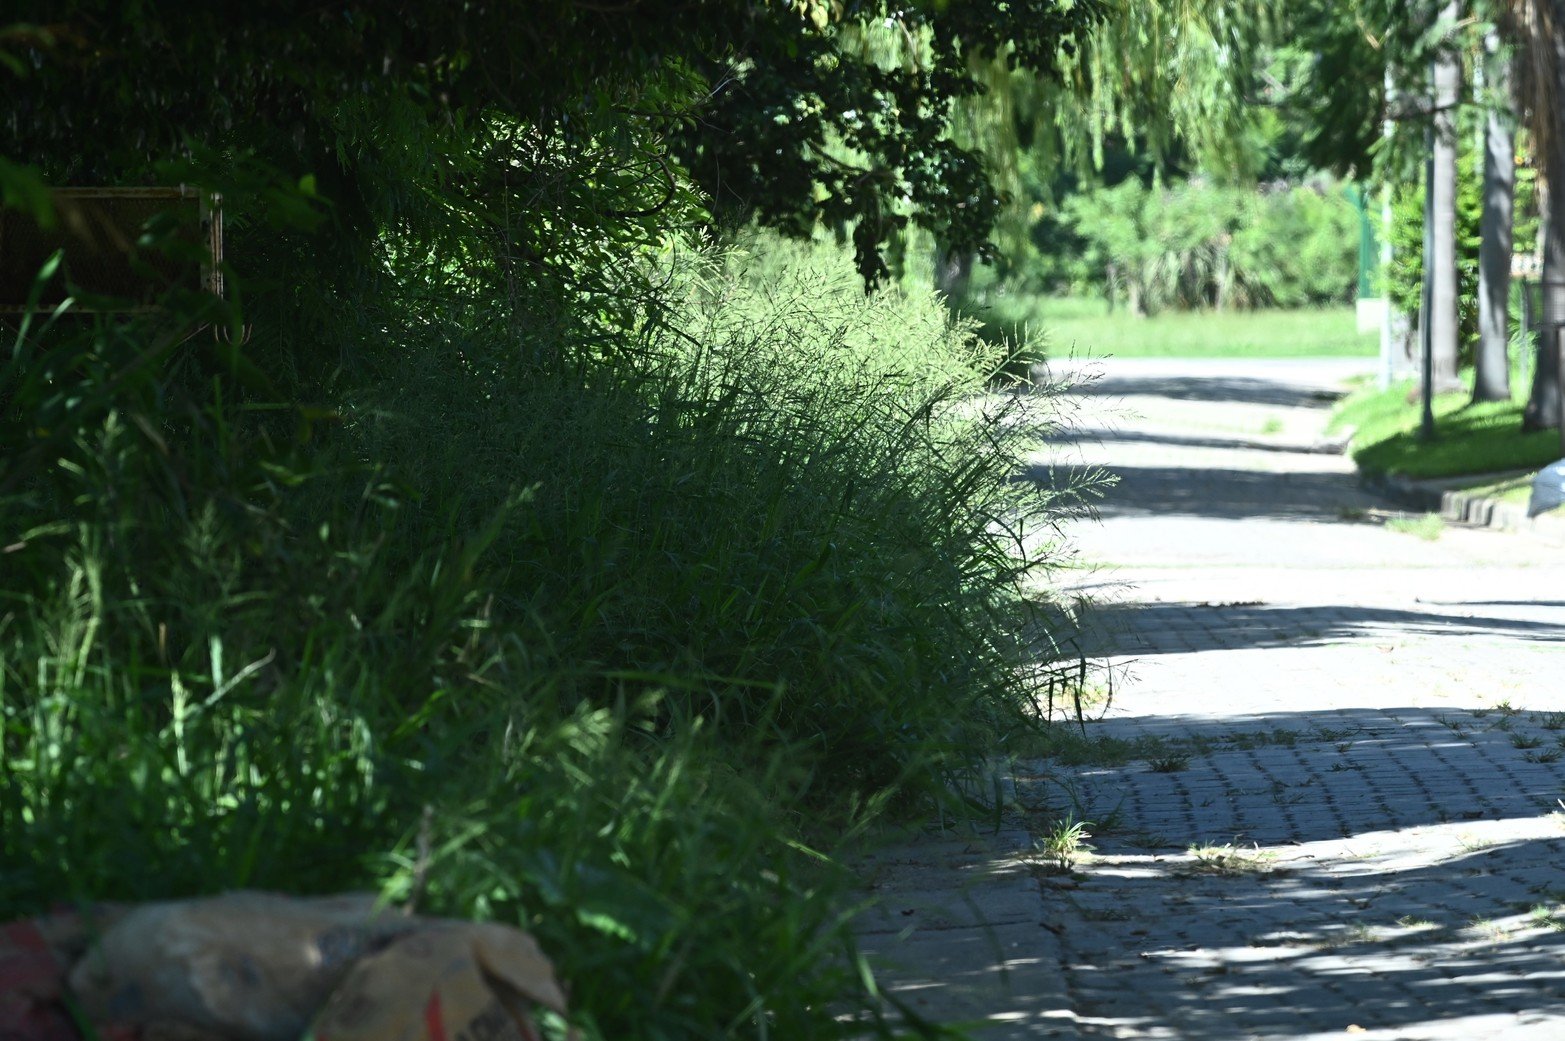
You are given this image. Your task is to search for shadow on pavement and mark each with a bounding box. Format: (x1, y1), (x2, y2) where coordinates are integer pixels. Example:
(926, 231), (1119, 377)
(1020, 702), (1565, 1037)
(1068, 599), (1565, 656)
(1054, 838), (1565, 1038)
(1067, 374), (1346, 409)
(1021, 462), (1376, 521)
(1035, 427), (1338, 456)
(1031, 704), (1565, 847)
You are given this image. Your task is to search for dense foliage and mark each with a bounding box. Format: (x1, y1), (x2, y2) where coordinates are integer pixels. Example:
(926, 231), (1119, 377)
(1022, 177), (1361, 313)
(0, 6), (1103, 1040)
(2, 1), (1105, 286)
(1386, 132), (1540, 363)
(1280, 0), (1488, 182)
(1387, 167), (1485, 355)
(1, 237), (1079, 1039)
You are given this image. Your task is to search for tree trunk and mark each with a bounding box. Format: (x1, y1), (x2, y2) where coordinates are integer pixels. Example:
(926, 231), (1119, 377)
(1474, 29), (1516, 404)
(1522, 213), (1564, 430)
(1429, 0), (1463, 393)
(934, 247), (974, 299)
(1522, 1), (1565, 433)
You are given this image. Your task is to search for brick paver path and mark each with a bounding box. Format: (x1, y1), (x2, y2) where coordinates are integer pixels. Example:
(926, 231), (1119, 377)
(861, 358), (1565, 1041)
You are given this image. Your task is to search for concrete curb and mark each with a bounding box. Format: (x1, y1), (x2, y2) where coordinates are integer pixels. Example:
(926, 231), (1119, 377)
(1360, 471), (1443, 512)
(1362, 470), (1565, 541)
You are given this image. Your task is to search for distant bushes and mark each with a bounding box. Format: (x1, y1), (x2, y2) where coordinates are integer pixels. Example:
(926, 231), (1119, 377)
(1035, 177), (1361, 314)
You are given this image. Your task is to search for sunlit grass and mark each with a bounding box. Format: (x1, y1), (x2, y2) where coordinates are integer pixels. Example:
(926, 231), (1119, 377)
(1452, 472), (1535, 506)
(1330, 377), (1560, 479)
(1385, 512), (1445, 541)
(958, 293), (1377, 359)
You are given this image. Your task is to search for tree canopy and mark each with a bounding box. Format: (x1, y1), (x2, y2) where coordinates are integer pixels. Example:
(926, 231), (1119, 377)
(3, 1), (1110, 287)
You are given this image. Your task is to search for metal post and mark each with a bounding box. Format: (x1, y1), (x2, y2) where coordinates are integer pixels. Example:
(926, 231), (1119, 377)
(1380, 67), (1397, 389)
(1420, 145), (1437, 442)
(1557, 329), (1565, 456)
(1380, 187), (1396, 389)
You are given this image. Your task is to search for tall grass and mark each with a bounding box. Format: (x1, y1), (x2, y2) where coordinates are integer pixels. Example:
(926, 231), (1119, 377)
(1, 235), (1084, 1039)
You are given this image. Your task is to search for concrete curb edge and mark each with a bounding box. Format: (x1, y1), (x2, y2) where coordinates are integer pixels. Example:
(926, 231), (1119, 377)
(1362, 471), (1565, 540)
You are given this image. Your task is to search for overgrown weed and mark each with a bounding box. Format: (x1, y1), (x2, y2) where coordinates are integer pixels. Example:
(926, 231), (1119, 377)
(1, 234), (1092, 1040)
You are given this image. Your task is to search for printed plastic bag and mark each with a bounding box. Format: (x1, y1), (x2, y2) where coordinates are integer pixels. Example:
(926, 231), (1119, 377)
(307, 922), (569, 1041)
(1, 906), (129, 1041)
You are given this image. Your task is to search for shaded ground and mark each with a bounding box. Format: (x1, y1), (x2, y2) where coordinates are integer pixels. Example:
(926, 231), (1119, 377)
(859, 357), (1565, 1041)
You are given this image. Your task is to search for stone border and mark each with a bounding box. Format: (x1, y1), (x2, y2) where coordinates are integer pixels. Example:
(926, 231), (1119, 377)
(1363, 470), (1565, 541)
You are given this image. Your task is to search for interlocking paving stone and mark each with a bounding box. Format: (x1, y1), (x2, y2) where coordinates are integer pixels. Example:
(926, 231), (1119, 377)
(862, 358), (1565, 1040)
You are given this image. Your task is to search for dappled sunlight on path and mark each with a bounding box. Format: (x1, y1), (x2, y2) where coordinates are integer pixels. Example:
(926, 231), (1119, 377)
(862, 357), (1565, 1040)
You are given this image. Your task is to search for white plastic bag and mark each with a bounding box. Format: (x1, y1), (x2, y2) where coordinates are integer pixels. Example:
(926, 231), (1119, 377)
(1528, 459), (1565, 517)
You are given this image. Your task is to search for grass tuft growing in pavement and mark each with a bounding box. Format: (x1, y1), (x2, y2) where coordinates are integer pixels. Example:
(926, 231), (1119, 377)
(1184, 843), (1277, 876)
(1033, 816), (1095, 874)
(1385, 513), (1445, 541)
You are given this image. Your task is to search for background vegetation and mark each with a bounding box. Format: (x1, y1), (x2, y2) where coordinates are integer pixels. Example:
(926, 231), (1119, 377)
(1021, 177), (1363, 314)
(962, 297), (1376, 359)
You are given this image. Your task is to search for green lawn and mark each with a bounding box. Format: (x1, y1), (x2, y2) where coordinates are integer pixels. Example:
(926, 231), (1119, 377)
(1329, 376), (1562, 480)
(960, 294), (1378, 358)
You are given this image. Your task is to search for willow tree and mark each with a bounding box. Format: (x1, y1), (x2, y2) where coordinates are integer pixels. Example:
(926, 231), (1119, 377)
(928, 0), (1277, 294)
(1036, 0), (1278, 180)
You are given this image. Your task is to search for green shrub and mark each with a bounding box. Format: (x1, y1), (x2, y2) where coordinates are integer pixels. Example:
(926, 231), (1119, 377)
(1052, 177), (1359, 313)
(351, 235), (1079, 797)
(1, 234), (1084, 1040)
(1230, 187), (1363, 307)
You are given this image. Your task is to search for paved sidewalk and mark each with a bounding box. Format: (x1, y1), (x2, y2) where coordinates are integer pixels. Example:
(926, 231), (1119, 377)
(863, 358), (1565, 1040)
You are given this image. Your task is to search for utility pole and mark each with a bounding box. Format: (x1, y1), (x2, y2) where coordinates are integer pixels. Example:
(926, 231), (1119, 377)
(1421, 142), (1438, 442)
(1428, 0), (1462, 394)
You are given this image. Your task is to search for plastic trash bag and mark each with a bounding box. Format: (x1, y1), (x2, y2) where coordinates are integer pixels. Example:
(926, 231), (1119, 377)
(1, 907), (128, 1041)
(68, 892), (409, 1041)
(1528, 458), (1565, 517)
(5, 892), (570, 1041)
